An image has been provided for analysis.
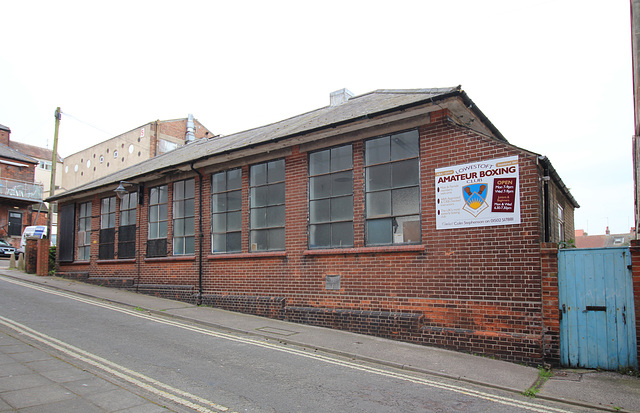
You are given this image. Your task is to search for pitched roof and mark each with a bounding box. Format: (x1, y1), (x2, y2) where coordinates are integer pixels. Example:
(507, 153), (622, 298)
(0, 124), (10, 132)
(9, 141), (63, 163)
(0, 142), (38, 164)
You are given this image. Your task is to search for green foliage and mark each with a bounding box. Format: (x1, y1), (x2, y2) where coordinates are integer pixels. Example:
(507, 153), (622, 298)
(48, 246), (56, 275)
(558, 239), (576, 249)
(523, 366), (552, 398)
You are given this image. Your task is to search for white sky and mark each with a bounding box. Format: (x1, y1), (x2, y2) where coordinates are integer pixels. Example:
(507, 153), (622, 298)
(0, 0), (634, 235)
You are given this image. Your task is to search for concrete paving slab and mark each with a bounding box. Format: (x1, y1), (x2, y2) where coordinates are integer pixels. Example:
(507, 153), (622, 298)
(0, 362), (32, 377)
(25, 358), (73, 373)
(1, 383), (76, 409)
(18, 397), (104, 413)
(61, 376), (121, 396)
(116, 403), (173, 413)
(39, 366), (96, 383)
(0, 373), (52, 392)
(85, 388), (152, 411)
(7, 349), (53, 363)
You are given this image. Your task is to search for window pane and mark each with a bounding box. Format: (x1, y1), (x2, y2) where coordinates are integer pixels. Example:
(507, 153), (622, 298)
(251, 230), (268, 251)
(266, 205), (285, 227)
(185, 199), (195, 217)
(268, 228), (285, 250)
(366, 164), (391, 191)
(174, 181), (184, 199)
(251, 186), (267, 207)
(331, 196), (353, 221)
(149, 224), (158, 239)
(392, 187), (420, 216)
(366, 191), (391, 218)
(149, 188), (160, 205)
(310, 199), (330, 223)
(367, 218), (392, 245)
(174, 218), (184, 236)
(184, 217), (195, 236)
(212, 193), (227, 213)
(174, 201), (184, 218)
(212, 172), (226, 192)
(310, 175), (330, 200)
(159, 186), (168, 203)
(129, 192), (138, 209)
(268, 159), (285, 182)
(212, 233), (226, 253)
(121, 212), (129, 226)
(227, 211), (241, 231)
(395, 215), (420, 243)
(227, 190), (241, 210)
(332, 222), (353, 247)
(174, 237), (184, 254)
(331, 146), (352, 171)
(185, 179), (195, 199)
(227, 232), (241, 252)
(391, 130), (419, 160)
(309, 150), (330, 175)
(109, 214), (115, 228)
(332, 171), (352, 196)
(159, 221), (168, 238)
(128, 210), (136, 224)
(310, 224), (330, 248)
(250, 163), (267, 186)
(228, 169), (242, 190)
(365, 136), (390, 165)
(212, 213), (226, 232)
(185, 236), (195, 254)
(159, 204), (168, 220)
(268, 182), (285, 205)
(149, 205), (158, 221)
(251, 207), (266, 228)
(392, 159), (419, 187)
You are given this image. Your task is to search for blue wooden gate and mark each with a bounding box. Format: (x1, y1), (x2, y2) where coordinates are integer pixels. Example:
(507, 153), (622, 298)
(558, 247), (637, 369)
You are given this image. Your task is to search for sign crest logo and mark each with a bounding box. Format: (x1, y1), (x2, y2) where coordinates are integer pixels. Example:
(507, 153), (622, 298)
(462, 183), (489, 217)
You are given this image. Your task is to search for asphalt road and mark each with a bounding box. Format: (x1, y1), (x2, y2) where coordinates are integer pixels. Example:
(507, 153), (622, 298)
(0, 275), (592, 413)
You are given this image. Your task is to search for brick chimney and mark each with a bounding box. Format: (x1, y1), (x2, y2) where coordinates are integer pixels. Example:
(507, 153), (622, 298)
(606, 226), (610, 235)
(0, 124), (10, 146)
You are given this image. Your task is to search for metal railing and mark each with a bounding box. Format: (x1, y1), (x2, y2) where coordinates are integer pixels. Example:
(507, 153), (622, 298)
(0, 178), (44, 201)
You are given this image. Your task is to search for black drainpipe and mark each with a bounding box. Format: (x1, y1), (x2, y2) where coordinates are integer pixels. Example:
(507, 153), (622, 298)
(190, 163), (204, 305)
(539, 156), (551, 243)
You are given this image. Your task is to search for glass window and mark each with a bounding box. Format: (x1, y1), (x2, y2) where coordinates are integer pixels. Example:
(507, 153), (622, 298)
(558, 204), (565, 242)
(309, 145), (353, 248)
(77, 201), (91, 260)
(250, 159), (285, 251)
(211, 169), (242, 253)
(148, 185), (168, 240)
(365, 130), (420, 245)
(99, 197), (116, 260)
(174, 179), (195, 255)
(118, 192), (137, 259)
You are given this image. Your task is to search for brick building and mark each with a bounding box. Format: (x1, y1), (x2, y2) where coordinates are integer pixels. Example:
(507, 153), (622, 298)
(49, 87), (579, 364)
(0, 124), (45, 247)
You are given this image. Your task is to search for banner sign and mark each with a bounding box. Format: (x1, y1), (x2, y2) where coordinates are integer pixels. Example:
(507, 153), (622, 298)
(435, 156), (520, 229)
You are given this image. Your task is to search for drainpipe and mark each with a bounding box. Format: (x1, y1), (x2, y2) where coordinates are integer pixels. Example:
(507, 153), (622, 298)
(539, 156), (551, 243)
(190, 162), (204, 305)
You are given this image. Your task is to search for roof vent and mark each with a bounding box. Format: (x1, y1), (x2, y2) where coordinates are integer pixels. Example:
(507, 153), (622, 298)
(330, 88), (354, 106)
(185, 114), (196, 144)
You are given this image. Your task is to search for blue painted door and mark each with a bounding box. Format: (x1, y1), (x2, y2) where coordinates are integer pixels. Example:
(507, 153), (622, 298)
(558, 247), (637, 369)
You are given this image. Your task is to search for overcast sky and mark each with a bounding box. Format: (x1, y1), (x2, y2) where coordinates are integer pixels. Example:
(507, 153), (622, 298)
(0, 0), (633, 235)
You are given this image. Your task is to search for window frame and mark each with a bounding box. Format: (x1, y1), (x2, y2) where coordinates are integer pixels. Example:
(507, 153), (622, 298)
(147, 185), (168, 257)
(118, 191), (137, 259)
(77, 201), (92, 261)
(99, 196), (116, 260)
(249, 159), (286, 252)
(558, 204), (565, 242)
(211, 169), (242, 253)
(364, 129), (421, 246)
(308, 144), (354, 249)
(173, 179), (196, 255)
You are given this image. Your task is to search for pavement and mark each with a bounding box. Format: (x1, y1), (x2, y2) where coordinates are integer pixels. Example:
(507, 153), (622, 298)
(0, 262), (639, 412)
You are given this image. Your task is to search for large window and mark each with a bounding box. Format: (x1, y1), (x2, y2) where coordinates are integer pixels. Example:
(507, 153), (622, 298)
(309, 145), (353, 248)
(118, 191), (137, 259)
(173, 179), (195, 255)
(77, 202), (92, 260)
(99, 197), (116, 259)
(250, 159), (285, 251)
(148, 185), (168, 257)
(365, 130), (421, 245)
(212, 169), (242, 253)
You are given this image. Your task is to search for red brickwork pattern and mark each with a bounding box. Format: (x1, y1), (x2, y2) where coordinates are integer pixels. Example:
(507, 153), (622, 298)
(57, 112), (571, 364)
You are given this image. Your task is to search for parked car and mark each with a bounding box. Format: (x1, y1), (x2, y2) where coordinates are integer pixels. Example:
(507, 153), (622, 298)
(0, 239), (16, 258)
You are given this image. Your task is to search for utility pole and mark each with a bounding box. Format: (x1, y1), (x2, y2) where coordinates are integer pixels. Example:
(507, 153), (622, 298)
(632, 1), (640, 238)
(47, 107), (61, 242)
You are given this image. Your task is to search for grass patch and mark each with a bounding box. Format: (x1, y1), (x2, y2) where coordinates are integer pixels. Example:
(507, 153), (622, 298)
(523, 366), (553, 398)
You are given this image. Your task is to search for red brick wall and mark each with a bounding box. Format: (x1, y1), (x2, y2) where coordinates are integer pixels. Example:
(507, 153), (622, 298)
(57, 112), (553, 364)
(630, 240), (640, 366)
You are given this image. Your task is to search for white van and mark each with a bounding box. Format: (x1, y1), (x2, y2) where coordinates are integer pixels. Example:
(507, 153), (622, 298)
(17, 225), (47, 254)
